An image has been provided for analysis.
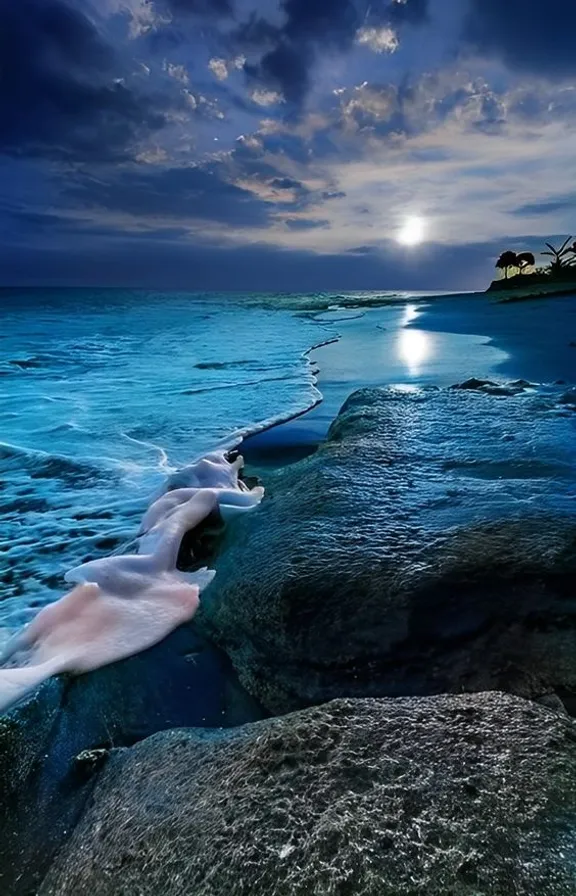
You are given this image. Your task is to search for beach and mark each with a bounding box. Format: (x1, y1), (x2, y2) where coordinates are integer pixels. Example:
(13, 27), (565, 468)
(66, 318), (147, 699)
(1, 288), (576, 894)
(243, 290), (576, 464)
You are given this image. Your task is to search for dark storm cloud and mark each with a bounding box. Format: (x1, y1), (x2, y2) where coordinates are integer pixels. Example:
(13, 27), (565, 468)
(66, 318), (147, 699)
(66, 166), (273, 227)
(0, 0), (167, 161)
(464, 0), (576, 79)
(243, 0), (430, 103)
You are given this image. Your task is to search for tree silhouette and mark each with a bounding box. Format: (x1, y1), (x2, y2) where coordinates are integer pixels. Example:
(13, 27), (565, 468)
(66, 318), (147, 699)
(542, 236), (576, 274)
(493, 237), (576, 288)
(516, 251), (535, 273)
(496, 251), (518, 280)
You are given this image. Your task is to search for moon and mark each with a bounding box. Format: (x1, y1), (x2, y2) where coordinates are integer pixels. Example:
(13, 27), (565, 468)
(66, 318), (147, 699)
(398, 216), (426, 246)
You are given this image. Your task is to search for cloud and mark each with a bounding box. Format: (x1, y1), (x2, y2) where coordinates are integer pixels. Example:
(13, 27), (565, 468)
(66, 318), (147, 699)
(284, 217), (330, 230)
(347, 244), (378, 254)
(0, 0), (167, 161)
(6, 0), (576, 292)
(242, 0), (430, 104)
(0, 234), (507, 292)
(271, 177), (305, 190)
(65, 164), (274, 228)
(163, 61), (190, 83)
(164, 0), (234, 16)
(355, 26), (399, 53)
(338, 83), (399, 132)
(512, 195), (576, 217)
(208, 58), (230, 81)
(250, 88), (283, 106)
(464, 0), (576, 79)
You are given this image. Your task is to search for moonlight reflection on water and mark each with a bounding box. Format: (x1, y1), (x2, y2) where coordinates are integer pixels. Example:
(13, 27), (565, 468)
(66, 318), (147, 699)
(398, 329), (431, 375)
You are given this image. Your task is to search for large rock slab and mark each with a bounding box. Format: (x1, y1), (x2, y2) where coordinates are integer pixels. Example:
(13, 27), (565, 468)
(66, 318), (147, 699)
(199, 386), (576, 713)
(40, 692), (576, 896)
(0, 626), (266, 895)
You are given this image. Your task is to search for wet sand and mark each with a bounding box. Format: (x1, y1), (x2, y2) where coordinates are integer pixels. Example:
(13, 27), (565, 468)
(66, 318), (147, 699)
(242, 293), (576, 467)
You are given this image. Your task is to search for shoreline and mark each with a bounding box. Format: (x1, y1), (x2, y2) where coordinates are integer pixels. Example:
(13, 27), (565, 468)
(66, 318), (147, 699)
(242, 297), (501, 468)
(3, 291), (576, 894)
(243, 288), (576, 468)
(487, 283), (576, 303)
(239, 335), (341, 467)
(230, 335), (340, 447)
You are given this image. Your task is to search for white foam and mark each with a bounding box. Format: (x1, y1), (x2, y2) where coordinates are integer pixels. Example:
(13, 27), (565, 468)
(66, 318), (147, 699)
(0, 580), (201, 714)
(139, 485), (265, 537)
(0, 451), (264, 714)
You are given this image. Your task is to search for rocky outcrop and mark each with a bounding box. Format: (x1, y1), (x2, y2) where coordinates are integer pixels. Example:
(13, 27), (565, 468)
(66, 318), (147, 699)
(0, 626), (265, 895)
(40, 692), (576, 896)
(198, 386), (576, 714)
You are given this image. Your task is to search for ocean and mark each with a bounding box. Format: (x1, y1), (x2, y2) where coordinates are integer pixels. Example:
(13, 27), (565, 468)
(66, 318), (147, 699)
(1, 287), (423, 636)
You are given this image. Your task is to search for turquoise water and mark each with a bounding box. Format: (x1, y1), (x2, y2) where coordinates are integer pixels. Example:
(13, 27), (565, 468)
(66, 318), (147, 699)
(0, 287), (542, 637)
(1, 288), (365, 630)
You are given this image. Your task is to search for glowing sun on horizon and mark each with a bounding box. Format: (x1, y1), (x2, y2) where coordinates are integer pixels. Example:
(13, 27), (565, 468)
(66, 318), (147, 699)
(397, 216), (426, 246)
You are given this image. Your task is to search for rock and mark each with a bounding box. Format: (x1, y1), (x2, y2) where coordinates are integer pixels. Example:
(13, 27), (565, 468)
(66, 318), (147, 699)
(0, 626), (266, 895)
(39, 693), (576, 896)
(199, 387), (576, 714)
(451, 378), (534, 396)
(452, 377), (499, 390)
(72, 748), (111, 782)
(560, 389), (576, 406)
(536, 693), (569, 716)
(0, 678), (68, 894)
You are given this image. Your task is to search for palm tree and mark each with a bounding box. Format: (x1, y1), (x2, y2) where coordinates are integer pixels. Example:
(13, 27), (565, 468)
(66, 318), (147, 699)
(542, 236), (576, 275)
(496, 251), (519, 280)
(516, 251), (535, 274)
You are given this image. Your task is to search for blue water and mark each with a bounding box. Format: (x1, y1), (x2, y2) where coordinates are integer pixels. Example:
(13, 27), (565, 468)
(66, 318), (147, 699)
(3, 287), (563, 639)
(1, 288), (365, 631)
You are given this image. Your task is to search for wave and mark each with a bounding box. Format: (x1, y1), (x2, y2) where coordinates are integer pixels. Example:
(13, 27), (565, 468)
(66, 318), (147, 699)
(181, 371), (307, 397)
(0, 441), (112, 485)
(193, 335), (340, 456)
(0, 456), (265, 714)
(194, 360), (261, 371)
(0, 304), (343, 655)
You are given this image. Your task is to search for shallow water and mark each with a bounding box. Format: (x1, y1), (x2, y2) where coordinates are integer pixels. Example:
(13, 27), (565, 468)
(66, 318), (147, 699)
(0, 289), (344, 630)
(2, 288), (574, 638)
(244, 301), (509, 459)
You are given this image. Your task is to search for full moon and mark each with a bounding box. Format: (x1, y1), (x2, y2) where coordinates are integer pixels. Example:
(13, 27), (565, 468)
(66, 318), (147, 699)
(398, 216), (426, 246)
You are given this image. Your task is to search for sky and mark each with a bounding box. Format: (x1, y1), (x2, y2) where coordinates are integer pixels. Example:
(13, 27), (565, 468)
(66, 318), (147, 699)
(2, 0), (576, 291)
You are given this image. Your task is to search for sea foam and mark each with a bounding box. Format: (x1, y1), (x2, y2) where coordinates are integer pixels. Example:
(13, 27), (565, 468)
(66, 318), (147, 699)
(0, 452), (263, 714)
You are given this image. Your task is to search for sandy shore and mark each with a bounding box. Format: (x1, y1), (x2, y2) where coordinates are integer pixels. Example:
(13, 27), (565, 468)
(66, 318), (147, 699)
(243, 291), (576, 466)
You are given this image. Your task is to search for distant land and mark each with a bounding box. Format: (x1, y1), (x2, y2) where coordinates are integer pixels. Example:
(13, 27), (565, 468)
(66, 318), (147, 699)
(488, 236), (576, 301)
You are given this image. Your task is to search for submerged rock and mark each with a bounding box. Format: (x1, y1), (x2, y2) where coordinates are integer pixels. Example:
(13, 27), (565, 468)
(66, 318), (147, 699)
(40, 693), (576, 896)
(199, 386), (576, 714)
